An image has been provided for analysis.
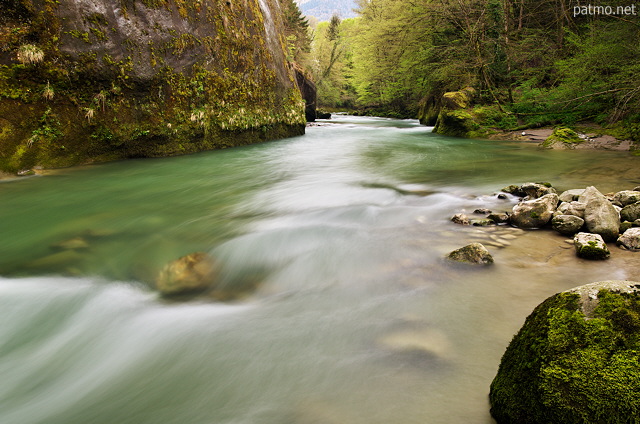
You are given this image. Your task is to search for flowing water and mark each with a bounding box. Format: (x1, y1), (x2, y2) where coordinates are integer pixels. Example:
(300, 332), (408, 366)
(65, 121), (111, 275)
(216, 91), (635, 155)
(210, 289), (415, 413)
(1, 115), (639, 424)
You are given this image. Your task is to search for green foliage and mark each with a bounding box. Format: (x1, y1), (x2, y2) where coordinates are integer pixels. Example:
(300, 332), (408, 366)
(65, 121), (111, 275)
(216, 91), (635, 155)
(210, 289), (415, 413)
(339, 0), (639, 126)
(490, 290), (640, 424)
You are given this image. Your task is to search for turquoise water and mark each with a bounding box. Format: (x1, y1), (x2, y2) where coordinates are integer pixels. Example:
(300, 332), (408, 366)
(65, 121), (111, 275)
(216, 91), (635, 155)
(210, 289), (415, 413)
(1, 115), (639, 423)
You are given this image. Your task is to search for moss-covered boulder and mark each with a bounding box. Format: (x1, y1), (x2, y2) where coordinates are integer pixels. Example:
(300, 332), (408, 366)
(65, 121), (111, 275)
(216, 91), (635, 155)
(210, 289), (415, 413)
(540, 127), (584, 149)
(490, 280), (640, 424)
(574, 232), (610, 260)
(0, 0), (306, 173)
(432, 87), (484, 138)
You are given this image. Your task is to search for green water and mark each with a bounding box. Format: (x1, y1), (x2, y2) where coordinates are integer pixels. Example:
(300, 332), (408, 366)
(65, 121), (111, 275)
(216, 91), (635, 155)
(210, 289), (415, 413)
(1, 115), (639, 423)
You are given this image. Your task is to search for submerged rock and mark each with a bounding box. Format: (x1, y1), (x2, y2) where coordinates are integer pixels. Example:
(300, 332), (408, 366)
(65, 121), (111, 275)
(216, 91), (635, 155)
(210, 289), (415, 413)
(451, 213), (470, 225)
(156, 252), (218, 296)
(617, 227), (640, 251)
(490, 280), (640, 424)
(579, 186), (620, 241)
(510, 193), (558, 229)
(446, 243), (494, 265)
(50, 236), (90, 251)
(574, 232), (610, 260)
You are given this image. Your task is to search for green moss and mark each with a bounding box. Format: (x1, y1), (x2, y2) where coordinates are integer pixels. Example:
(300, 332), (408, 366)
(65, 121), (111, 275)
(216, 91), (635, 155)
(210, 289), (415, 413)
(542, 126), (583, 148)
(576, 240), (610, 260)
(490, 290), (640, 423)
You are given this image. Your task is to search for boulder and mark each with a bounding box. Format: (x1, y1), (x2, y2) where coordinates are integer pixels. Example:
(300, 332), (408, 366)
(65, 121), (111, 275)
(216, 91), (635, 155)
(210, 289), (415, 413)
(470, 218), (495, 226)
(490, 280), (640, 424)
(473, 208), (492, 214)
(446, 243), (494, 265)
(488, 212), (510, 224)
(555, 201), (586, 219)
(620, 201), (640, 222)
(551, 215), (584, 236)
(432, 87), (481, 137)
(510, 193), (559, 229)
(520, 182), (556, 200)
(612, 190), (640, 207)
(501, 184), (525, 197)
(451, 213), (470, 225)
(617, 227), (640, 251)
(579, 186), (620, 241)
(574, 232), (610, 260)
(156, 252), (218, 296)
(558, 189), (585, 203)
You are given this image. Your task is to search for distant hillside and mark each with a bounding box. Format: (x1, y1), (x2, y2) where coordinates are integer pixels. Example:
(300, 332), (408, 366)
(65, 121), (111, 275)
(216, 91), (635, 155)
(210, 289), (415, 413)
(296, 0), (358, 21)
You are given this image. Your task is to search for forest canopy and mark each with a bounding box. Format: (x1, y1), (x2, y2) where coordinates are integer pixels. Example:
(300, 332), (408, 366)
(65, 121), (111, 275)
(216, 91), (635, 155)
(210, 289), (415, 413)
(303, 0), (640, 135)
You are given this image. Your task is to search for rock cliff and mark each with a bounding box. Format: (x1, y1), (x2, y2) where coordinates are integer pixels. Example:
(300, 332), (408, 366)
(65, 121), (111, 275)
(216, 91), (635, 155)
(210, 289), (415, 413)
(0, 0), (306, 173)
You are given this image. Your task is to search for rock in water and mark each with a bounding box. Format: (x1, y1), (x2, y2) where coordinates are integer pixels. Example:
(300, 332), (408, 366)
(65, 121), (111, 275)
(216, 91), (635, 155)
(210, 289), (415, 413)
(446, 243), (494, 265)
(579, 186), (620, 241)
(551, 214), (584, 236)
(617, 227), (640, 251)
(574, 232), (610, 260)
(156, 252), (218, 296)
(490, 280), (640, 424)
(451, 213), (470, 225)
(510, 193), (558, 229)
(520, 182), (556, 200)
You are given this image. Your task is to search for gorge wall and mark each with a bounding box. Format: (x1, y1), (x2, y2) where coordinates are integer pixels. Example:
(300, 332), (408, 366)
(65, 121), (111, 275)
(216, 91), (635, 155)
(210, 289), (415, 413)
(0, 0), (306, 173)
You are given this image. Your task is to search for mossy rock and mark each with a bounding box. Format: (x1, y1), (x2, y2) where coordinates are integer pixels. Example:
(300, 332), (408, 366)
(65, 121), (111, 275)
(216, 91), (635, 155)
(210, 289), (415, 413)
(490, 280), (640, 424)
(541, 127), (584, 148)
(433, 109), (481, 138)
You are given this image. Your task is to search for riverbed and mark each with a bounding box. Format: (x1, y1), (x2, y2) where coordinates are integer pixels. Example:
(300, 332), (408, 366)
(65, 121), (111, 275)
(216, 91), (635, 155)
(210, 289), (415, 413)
(1, 115), (639, 423)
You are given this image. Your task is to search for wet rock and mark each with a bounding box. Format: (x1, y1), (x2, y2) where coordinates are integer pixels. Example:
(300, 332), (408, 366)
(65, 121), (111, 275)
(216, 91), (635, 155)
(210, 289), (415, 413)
(551, 215), (584, 236)
(510, 193), (559, 229)
(156, 252), (218, 296)
(488, 212), (510, 224)
(497, 193), (508, 200)
(501, 184), (525, 197)
(451, 213), (470, 225)
(447, 243), (494, 265)
(471, 218), (495, 226)
(474, 208), (492, 214)
(558, 189), (585, 203)
(555, 201), (586, 218)
(579, 186), (620, 241)
(612, 190), (640, 207)
(574, 232), (610, 260)
(521, 182), (557, 200)
(490, 280), (640, 424)
(617, 227), (640, 251)
(621, 201), (640, 222)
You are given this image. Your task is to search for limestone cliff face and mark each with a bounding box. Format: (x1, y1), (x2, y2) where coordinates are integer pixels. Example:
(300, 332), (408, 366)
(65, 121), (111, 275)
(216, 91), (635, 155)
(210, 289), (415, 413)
(0, 0), (305, 172)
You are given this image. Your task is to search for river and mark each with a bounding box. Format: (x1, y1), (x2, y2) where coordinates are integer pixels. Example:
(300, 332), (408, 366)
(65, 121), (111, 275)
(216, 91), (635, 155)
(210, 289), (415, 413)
(1, 115), (639, 424)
